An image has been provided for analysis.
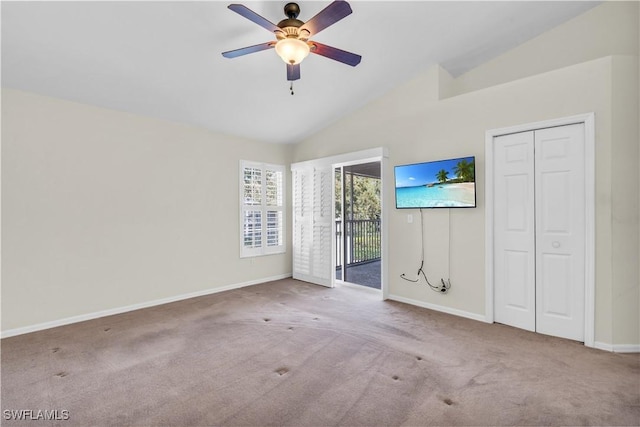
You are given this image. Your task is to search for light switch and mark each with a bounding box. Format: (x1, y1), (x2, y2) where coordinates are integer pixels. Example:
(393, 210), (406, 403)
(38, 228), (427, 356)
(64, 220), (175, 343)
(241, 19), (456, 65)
(407, 214), (413, 223)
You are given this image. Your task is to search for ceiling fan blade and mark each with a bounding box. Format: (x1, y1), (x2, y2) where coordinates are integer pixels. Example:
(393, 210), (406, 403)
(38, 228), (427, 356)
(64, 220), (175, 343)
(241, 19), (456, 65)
(228, 4), (280, 34)
(222, 42), (275, 59)
(287, 64), (301, 81)
(309, 42), (361, 66)
(300, 1), (352, 37)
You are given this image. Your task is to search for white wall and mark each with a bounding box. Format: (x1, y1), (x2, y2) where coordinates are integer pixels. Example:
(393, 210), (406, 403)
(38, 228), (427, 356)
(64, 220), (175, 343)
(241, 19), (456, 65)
(1, 89), (292, 332)
(611, 55), (639, 347)
(292, 2), (639, 347)
(450, 1), (639, 96)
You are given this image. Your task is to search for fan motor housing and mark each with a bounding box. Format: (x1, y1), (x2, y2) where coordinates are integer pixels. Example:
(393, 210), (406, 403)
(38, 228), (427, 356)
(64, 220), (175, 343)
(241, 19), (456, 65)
(276, 3), (309, 40)
(277, 18), (303, 30)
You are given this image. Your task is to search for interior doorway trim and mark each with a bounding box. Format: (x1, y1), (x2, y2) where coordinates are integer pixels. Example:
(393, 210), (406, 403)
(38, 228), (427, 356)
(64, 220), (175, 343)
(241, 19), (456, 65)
(291, 147), (389, 299)
(484, 113), (595, 348)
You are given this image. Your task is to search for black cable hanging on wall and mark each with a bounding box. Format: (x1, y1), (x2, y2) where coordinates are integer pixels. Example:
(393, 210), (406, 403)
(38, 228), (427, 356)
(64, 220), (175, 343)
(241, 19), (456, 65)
(400, 208), (451, 293)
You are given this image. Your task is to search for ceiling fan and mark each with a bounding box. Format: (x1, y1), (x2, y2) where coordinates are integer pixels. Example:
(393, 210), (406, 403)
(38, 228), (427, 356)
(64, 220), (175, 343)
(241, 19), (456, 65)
(221, 1), (361, 85)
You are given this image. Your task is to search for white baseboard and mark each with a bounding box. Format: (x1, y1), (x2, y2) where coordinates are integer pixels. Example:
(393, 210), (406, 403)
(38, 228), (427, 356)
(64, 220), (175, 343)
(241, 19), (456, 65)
(386, 296), (640, 353)
(386, 294), (488, 323)
(1, 273), (292, 339)
(594, 342), (640, 353)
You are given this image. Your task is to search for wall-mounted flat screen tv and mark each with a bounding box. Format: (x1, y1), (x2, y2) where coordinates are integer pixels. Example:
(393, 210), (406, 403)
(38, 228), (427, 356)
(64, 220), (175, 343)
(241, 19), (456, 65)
(395, 156), (476, 209)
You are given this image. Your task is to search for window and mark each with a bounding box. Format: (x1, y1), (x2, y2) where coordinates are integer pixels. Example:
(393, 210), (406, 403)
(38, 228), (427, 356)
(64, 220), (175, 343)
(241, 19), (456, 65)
(240, 160), (285, 257)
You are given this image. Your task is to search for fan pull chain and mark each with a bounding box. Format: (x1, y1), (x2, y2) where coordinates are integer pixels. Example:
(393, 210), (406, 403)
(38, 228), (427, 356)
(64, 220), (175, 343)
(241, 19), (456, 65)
(290, 81), (294, 95)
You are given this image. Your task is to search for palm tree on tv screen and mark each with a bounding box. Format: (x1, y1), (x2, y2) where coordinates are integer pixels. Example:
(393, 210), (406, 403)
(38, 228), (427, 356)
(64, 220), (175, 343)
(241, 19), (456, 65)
(436, 169), (449, 183)
(454, 159), (475, 182)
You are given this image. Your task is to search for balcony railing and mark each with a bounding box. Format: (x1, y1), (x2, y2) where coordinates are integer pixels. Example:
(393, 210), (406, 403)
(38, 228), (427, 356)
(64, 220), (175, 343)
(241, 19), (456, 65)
(335, 219), (381, 268)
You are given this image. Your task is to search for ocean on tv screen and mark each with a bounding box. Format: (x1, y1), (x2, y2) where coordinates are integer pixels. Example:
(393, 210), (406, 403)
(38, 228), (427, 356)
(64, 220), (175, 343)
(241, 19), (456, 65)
(396, 182), (476, 208)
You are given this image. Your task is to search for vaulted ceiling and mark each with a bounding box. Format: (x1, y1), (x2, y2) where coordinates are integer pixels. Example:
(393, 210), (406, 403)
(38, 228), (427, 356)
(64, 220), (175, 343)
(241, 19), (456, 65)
(1, 1), (599, 144)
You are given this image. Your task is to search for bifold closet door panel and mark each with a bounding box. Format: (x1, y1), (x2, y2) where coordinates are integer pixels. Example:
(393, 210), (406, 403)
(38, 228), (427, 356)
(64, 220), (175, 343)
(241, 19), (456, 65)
(534, 123), (585, 342)
(493, 131), (536, 332)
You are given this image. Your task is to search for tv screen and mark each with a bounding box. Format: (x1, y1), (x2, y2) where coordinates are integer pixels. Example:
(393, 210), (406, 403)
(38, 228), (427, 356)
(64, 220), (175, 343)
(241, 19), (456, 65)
(395, 156), (476, 209)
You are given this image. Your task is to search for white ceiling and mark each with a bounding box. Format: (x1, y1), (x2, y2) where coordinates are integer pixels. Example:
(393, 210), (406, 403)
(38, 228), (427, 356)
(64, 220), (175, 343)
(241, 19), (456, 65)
(1, 1), (599, 144)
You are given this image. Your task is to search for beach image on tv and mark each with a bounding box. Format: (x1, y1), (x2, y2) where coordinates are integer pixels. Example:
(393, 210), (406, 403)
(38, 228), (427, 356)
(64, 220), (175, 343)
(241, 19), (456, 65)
(395, 157), (476, 208)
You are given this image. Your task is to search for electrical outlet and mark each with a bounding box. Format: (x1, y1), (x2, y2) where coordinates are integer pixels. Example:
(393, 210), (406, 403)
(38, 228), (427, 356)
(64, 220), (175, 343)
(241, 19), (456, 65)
(407, 214), (413, 224)
(440, 279), (451, 294)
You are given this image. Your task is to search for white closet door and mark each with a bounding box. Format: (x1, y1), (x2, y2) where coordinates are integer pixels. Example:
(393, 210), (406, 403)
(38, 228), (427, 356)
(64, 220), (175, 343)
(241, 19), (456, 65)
(534, 124), (585, 341)
(292, 164), (333, 287)
(493, 123), (586, 342)
(494, 131), (536, 332)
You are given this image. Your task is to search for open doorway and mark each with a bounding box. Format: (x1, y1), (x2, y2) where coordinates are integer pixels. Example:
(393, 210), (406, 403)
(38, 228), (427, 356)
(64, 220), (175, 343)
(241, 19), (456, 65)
(335, 162), (381, 289)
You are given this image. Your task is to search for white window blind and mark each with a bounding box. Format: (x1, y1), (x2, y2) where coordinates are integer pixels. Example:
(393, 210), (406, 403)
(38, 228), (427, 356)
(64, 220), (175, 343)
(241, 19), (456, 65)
(240, 161), (285, 257)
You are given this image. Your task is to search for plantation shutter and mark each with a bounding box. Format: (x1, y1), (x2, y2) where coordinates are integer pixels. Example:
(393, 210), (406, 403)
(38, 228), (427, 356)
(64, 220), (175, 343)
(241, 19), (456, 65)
(292, 164), (333, 287)
(240, 161), (285, 258)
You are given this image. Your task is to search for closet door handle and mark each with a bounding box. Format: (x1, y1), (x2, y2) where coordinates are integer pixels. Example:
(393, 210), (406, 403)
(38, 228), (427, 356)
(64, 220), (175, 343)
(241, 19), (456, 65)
(552, 241), (561, 248)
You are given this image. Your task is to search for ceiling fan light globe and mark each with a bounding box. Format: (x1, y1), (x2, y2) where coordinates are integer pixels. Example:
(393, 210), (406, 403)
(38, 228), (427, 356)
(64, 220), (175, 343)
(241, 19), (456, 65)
(275, 38), (310, 65)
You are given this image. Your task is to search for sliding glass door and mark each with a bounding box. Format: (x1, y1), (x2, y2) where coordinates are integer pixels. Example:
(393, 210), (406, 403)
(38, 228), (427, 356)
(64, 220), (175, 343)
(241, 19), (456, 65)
(335, 162), (381, 289)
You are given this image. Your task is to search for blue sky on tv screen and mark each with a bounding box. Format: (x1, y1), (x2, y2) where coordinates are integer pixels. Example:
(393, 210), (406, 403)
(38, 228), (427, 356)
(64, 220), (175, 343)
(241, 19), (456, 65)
(395, 156), (474, 188)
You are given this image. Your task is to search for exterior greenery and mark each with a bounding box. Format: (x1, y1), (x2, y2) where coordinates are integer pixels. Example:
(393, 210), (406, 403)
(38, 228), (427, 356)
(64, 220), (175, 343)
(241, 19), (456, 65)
(335, 170), (381, 265)
(335, 172), (381, 220)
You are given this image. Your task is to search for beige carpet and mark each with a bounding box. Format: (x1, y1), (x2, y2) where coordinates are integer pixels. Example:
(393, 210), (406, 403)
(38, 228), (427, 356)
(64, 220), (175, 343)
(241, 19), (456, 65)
(2, 278), (639, 426)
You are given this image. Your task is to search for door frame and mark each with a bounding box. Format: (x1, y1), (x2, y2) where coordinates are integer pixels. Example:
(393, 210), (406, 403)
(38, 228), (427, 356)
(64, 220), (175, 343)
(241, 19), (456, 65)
(484, 113), (595, 348)
(291, 147), (389, 298)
